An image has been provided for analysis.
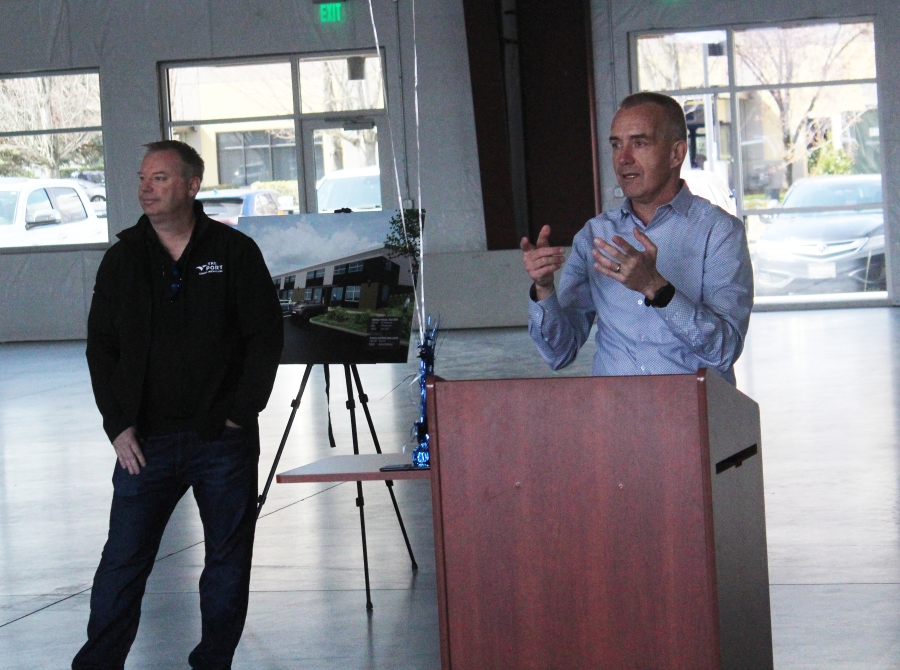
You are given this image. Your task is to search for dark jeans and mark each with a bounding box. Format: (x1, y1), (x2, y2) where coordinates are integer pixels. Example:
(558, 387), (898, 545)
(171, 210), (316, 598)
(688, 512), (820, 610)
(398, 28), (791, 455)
(72, 427), (260, 670)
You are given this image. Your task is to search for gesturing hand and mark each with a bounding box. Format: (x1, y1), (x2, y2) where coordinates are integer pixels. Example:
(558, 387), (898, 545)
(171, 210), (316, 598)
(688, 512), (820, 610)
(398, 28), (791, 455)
(591, 227), (668, 299)
(521, 225), (566, 301)
(112, 426), (146, 475)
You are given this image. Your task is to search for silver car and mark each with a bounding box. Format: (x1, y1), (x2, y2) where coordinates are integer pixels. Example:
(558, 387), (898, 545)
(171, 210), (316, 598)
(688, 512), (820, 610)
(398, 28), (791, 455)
(753, 174), (884, 295)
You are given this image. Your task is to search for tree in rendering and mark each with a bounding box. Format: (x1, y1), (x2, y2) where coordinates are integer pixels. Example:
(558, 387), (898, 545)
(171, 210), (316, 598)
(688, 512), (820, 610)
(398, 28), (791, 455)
(384, 208), (423, 285)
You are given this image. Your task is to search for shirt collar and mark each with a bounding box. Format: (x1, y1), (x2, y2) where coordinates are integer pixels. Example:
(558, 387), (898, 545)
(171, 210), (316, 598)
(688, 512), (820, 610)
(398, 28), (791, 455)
(669, 180), (693, 216)
(618, 180), (693, 223)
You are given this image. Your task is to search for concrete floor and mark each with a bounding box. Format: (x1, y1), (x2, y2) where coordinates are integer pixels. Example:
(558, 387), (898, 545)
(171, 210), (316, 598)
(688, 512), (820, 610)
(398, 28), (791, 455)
(1, 308), (899, 668)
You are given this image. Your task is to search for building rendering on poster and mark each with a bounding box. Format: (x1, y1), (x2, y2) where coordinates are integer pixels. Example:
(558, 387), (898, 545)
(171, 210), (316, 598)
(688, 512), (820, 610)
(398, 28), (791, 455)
(239, 211), (415, 364)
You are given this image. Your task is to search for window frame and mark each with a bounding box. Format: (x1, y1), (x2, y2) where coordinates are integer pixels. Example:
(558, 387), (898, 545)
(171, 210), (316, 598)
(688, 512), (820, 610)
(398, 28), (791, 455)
(159, 49), (392, 214)
(0, 67), (108, 255)
(630, 18), (880, 216)
(629, 18), (889, 308)
(345, 285), (361, 302)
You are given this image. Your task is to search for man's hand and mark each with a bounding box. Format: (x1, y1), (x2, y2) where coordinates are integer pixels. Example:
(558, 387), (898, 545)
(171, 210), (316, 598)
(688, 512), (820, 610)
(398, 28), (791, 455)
(521, 225), (566, 301)
(592, 227), (668, 299)
(113, 426), (146, 475)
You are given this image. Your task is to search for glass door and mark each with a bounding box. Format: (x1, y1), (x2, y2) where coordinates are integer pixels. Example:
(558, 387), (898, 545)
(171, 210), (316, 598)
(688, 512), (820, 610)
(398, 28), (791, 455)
(301, 117), (385, 213)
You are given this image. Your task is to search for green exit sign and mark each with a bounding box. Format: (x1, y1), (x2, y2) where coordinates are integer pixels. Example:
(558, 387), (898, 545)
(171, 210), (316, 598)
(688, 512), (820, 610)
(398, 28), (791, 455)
(319, 3), (343, 22)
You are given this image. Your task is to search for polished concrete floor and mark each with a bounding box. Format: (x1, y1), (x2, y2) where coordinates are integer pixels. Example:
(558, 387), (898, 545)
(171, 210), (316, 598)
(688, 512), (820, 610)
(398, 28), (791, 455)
(2, 308), (900, 668)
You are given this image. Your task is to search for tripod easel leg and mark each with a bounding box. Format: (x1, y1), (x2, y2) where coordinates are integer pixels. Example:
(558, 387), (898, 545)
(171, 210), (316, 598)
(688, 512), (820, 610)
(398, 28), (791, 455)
(350, 364), (419, 570)
(344, 365), (374, 610)
(258, 362), (418, 610)
(355, 481), (374, 611)
(257, 364), (314, 518)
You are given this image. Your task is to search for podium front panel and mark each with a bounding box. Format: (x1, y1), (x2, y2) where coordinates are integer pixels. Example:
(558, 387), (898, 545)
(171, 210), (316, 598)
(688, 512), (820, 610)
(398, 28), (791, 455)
(428, 374), (722, 670)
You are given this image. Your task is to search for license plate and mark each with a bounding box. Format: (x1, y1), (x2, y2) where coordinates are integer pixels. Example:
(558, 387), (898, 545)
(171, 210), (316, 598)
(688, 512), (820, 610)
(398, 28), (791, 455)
(808, 262), (836, 279)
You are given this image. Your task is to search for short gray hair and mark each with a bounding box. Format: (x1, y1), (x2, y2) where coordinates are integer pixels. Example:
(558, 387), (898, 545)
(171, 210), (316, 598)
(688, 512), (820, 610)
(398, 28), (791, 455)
(618, 92), (687, 143)
(143, 140), (205, 181)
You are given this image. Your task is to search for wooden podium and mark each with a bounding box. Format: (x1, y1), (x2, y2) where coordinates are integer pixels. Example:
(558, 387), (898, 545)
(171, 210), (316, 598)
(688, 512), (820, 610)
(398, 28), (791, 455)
(426, 370), (772, 670)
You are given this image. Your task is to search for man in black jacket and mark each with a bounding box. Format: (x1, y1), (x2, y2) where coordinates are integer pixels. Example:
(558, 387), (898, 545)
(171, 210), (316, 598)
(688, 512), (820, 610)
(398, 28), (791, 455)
(73, 140), (283, 670)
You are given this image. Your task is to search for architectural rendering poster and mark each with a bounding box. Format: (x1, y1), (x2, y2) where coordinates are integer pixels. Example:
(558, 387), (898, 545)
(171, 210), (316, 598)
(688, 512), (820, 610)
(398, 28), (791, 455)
(239, 212), (415, 365)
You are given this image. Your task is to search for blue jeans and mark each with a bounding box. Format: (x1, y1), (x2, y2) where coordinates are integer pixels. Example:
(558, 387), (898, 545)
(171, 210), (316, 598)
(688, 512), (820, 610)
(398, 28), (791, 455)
(72, 427), (260, 670)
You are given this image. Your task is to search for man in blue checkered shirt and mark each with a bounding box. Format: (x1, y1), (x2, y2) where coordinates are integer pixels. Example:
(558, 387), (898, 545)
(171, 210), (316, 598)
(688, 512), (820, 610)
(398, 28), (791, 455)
(521, 92), (752, 385)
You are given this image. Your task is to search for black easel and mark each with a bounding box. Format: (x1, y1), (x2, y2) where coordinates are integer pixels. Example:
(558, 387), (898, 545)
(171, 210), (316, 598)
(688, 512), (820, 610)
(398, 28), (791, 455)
(257, 363), (418, 610)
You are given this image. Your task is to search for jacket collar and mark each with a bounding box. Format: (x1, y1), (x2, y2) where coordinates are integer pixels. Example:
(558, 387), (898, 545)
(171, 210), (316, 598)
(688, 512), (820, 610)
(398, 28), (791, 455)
(118, 200), (212, 246)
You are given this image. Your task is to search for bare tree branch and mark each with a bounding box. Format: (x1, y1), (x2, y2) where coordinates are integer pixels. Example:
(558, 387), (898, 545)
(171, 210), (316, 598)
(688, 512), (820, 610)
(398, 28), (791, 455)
(0, 74), (101, 178)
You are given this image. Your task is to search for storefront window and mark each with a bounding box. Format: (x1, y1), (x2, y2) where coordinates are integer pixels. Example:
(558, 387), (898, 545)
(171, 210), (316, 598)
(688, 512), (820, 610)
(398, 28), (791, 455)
(0, 71), (107, 250)
(636, 22), (882, 302)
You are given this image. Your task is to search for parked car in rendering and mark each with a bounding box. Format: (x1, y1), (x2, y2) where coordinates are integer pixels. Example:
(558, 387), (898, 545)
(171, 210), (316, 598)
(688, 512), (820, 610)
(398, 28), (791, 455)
(290, 300), (328, 323)
(279, 299), (293, 314)
(196, 188), (284, 225)
(753, 174), (884, 295)
(0, 178), (108, 249)
(316, 166), (382, 213)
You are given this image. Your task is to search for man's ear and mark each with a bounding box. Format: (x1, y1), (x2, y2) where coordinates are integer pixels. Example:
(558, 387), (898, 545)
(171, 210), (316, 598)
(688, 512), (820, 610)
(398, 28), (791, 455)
(670, 139), (688, 168)
(188, 176), (202, 198)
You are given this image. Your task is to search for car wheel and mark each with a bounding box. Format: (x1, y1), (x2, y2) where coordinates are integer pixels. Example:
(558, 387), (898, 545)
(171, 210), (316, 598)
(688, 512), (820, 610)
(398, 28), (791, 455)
(90, 195), (106, 202)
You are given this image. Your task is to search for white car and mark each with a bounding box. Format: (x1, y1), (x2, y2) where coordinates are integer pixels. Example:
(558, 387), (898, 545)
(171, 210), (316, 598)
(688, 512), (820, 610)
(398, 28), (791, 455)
(681, 168), (736, 216)
(196, 188), (284, 226)
(315, 166), (382, 213)
(0, 178), (108, 249)
(74, 178), (107, 202)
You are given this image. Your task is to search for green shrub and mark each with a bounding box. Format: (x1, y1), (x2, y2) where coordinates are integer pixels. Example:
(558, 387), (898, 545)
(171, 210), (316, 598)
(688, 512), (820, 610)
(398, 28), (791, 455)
(808, 144), (854, 176)
(328, 307), (350, 323)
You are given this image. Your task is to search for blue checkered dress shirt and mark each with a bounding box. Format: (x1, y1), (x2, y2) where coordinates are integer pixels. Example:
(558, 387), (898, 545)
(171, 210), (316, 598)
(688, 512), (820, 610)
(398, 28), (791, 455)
(528, 184), (753, 385)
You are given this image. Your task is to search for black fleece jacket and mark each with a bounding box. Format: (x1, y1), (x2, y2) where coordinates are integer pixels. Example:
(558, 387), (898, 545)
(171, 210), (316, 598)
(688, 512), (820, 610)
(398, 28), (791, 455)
(86, 201), (283, 442)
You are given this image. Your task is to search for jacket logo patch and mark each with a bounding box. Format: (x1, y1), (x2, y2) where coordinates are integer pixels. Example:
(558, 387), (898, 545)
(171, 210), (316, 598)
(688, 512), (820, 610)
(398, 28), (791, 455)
(196, 262), (224, 275)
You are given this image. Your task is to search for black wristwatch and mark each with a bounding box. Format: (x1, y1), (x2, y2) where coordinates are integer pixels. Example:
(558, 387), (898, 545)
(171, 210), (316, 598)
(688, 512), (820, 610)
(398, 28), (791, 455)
(645, 282), (675, 308)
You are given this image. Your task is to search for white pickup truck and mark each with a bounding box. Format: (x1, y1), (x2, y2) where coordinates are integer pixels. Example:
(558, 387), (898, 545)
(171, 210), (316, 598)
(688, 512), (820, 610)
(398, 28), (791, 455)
(0, 177), (108, 249)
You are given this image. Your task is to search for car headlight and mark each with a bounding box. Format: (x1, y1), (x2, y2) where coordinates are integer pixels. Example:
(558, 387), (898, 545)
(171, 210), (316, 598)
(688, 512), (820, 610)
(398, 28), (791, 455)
(861, 233), (884, 252)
